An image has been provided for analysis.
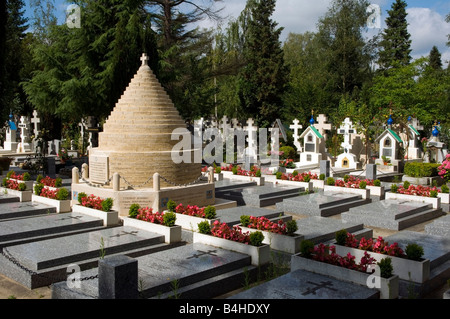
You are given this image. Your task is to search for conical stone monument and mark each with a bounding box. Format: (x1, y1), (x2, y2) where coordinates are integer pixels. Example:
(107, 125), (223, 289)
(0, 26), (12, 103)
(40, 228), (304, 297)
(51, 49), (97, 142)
(89, 53), (202, 188)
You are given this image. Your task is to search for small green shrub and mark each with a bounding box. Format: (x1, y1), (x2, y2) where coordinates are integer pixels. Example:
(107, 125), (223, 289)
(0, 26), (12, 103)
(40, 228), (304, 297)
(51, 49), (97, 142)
(18, 183), (27, 191)
(374, 179), (381, 187)
(430, 190), (438, 198)
(403, 181), (410, 189)
(326, 177), (335, 186)
(286, 220), (298, 235)
(255, 169), (261, 178)
(359, 181), (367, 189)
(344, 175), (350, 182)
(405, 243), (424, 261)
(232, 166), (238, 175)
(101, 198), (114, 212)
(128, 203), (140, 218)
(34, 183), (44, 195)
(319, 174), (325, 181)
(249, 231), (264, 247)
(163, 212), (176, 227)
(197, 221), (211, 234)
(55, 178), (62, 188)
(22, 172), (31, 181)
(303, 174), (311, 182)
(300, 240), (315, 258)
(441, 184), (449, 193)
(240, 215), (250, 227)
(204, 205), (216, 219)
(390, 184), (398, 193)
(77, 192), (87, 204)
(292, 170), (299, 177)
(276, 171), (283, 179)
(166, 199), (177, 212)
(335, 229), (348, 246)
(215, 166), (221, 174)
(279, 146), (296, 160)
(6, 170), (14, 178)
(404, 162), (441, 178)
(36, 174), (43, 183)
(56, 188), (69, 201)
(377, 258), (393, 278)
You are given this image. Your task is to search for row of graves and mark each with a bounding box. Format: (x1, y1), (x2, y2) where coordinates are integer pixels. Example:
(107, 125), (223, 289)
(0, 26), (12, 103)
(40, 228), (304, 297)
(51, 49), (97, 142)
(0, 54), (448, 301)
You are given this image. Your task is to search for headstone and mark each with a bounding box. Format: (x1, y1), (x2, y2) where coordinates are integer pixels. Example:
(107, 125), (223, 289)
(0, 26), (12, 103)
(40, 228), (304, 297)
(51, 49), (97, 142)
(98, 255), (138, 299)
(31, 110), (41, 137)
(89, 154), (110, 184)
(425, 215), (450, 237)
(334, 118), (359, 169)
(365, 164), (377, 181)
(46, 157), (56, 177)
(405, 117), (423, 160)
(289, 119), (303, 153)
(244, 118), (258, 163)
(320, 160), (330, 177)
(315, 114), (332, 140)
(16, 116), (32, 152)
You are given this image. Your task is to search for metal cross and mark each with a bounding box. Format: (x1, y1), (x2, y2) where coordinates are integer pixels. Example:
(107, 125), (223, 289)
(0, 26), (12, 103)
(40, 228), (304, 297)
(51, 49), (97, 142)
(109, 230), (139, 238)
(187, 250), (218, 259)
(302, 281), (337, 296)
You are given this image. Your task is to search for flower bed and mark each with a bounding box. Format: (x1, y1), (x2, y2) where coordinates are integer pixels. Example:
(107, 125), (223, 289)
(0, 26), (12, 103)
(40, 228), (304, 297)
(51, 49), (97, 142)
(334, 231), (430, 283)
(72, 193), (118, 226)
(239, 216), (303, 254)
(221, 165), (265, 185)
(124, 206), (181, 243)
(171, 203), (219, 231)
(193, 220), (270, 266)
(6, 171), (34, 190)
(387, 184), (441, 208)
(31, 186), (71, 212)
(438, 154), (450, 183)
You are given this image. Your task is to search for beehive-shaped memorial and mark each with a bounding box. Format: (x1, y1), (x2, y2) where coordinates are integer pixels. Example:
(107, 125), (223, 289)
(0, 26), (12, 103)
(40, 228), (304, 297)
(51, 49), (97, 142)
(89, 54), (202, 188)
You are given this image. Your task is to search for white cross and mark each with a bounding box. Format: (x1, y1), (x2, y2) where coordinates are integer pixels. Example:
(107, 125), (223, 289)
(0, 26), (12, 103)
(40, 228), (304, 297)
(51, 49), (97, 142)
(315, 114), (332, 139)
(221, 115), (230, 137)
(140, 53), (149, 66)
(31, 110), (40, 137)
(231, 118), (240, 128)
(338, 118), (355, 153)
(18, 116), (29, 143)
(244, 118), (258, 157)
(289, 119), (303, 152)
(410, 118), (424, 131)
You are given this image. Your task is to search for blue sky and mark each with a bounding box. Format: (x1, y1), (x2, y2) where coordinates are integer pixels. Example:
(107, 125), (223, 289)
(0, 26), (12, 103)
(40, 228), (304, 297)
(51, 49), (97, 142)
(23, 0), (450, 65)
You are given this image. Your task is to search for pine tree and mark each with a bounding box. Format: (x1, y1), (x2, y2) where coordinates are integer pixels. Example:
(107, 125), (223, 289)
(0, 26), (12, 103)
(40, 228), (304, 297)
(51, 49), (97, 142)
(238, 0), (288, 128)
(378, 0), (412, 70)
(429, 46), (442, 71)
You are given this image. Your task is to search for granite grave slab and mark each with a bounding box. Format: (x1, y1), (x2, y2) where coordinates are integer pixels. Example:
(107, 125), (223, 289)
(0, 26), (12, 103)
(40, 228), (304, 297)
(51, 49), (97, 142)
(52, 243), (254, 299)
(295, 216), (372, 244)
(0, 201), (57, 221)
(341, 199), (444, 230)
(0, 212), (105, 248)
(0, 192), (20, 204)
(0, 226), (169, 289)
(216, 183), (305, 207)
(229, 269), (379, 299)
(425, 214), (450, 238)
(276, 192), (371, 217)
(216, 206), (284, 226)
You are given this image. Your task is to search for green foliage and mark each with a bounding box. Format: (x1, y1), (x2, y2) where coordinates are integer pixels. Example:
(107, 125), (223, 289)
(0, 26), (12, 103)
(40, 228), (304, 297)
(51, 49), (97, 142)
(335, 229), (348, 246)
(166, 200), (177, 212)
(18, 182), (26, 191)
(300, 240), (315, 258)
(391, 184), (398, 193)
(319, 174), (326, 181)
(232, 166), (238, 175)
(240, 215), (250, 227)
(343, 175), (350, 182)
(279, 146), (296, 160)
(404, 162), (441, 178)
(56, 188), (69, 201)
(55, 177), (62, 188)
(292, 171), (299, 177)
(359, 181), (367, 189)
(36, 174), (43, 183)
(6, 170), (14, 178)
(197, 221), (211, 234)
(377, 258), (393, 279)
(215, 166), (221, 174)
(34, 183), (44, 195)
(77, 192), (87, 204)
(255, 169), (261, 178)
(326, 177), (335, 186)
(128, 203), (140, 218)
(163, 212), (176, 227)
(22, 172), (30, 181)
(249, 231), (264, 247)
(405, 243), (424, 261)
(441, 184), (449, 194)
(402, 181), (410, 189)
(430, 190), (438, 198)
(276, 171), (283, 179)
(204, 205), (216, 219)
(374, 179), (381, 187)
(101, 198), (114, 212)
(286, 220), (298, 235)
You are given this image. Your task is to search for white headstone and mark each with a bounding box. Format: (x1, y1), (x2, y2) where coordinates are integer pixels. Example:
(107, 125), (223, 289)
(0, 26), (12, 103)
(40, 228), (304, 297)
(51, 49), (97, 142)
(315, 114), (332, 140)
(31, 110), (41, 137)
(289, 119), (303, 152)
(244, 118), (258, 160)
(338, 118), (355, 154)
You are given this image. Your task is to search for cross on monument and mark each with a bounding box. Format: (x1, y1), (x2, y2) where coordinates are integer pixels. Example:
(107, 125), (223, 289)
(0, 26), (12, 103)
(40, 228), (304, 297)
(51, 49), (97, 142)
(31, 110), (41, 137)
(187, 250), (218, 259)
(289, 119), (303, 152)
(109, 230), (139, 238)
(315, 114), (332, 139)
(410, 118), (424, 131)
(140, 53), (149, 66)
(302, 281), (337, 296)
(244, 118), (258, 158)
(338, 118), (355, 153)
(57, 215), (83, 222)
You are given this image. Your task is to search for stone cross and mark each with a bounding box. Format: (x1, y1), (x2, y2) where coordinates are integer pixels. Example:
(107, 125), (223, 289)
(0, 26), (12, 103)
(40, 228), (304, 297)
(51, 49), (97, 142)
(187, 250), (218, 259)
(338, 118), (355, 153)
(221, 115), (230, 139)
(315, 114), (332, 139)
(410, 118), (424, 131)
(140, 53), (149, 66)
(244, 118), (258, 159)
(231, 118), (240, 129)
(31, 110), (40, 137)
(302, 281), (337, 296)
(289, 119), (303, 152)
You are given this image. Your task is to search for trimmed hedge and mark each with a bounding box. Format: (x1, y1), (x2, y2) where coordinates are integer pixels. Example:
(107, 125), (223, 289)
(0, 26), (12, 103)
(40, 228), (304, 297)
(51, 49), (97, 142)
(404, 162), (441, 178)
